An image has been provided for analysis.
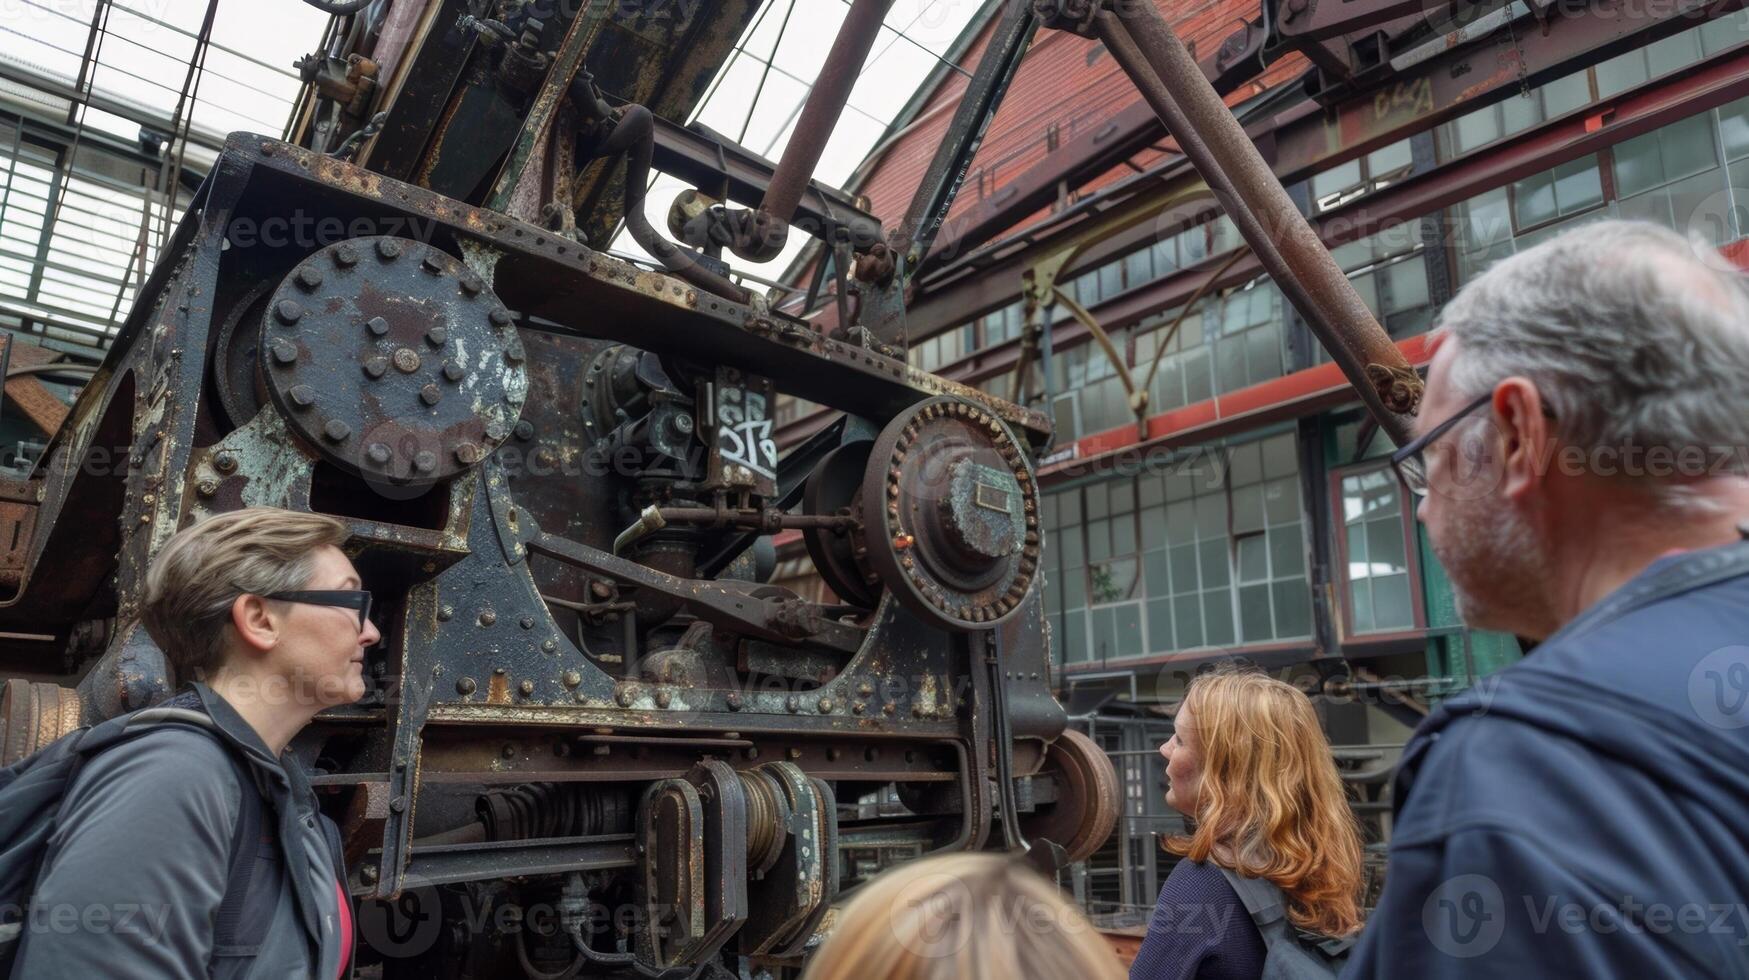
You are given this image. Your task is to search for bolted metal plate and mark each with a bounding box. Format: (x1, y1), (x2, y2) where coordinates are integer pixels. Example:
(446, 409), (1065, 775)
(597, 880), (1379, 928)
(259, 237), (527, 488)
(860, 396), (1040, 631)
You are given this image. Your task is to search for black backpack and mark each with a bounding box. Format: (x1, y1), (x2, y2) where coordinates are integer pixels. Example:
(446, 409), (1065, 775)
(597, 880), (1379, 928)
(0, 694), (268, 975)
(1217, 867), (1354, 979)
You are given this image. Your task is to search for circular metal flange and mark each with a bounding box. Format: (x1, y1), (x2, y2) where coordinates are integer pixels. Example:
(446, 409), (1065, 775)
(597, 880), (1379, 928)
(801, 440), (881, 608)
(859, 396), (1040, 631)
(259, 237), (527, 487)
(1020, 728), (1120, 863)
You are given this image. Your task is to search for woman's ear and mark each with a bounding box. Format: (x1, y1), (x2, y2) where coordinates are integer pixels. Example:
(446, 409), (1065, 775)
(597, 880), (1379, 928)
(231, 593), (279, 654)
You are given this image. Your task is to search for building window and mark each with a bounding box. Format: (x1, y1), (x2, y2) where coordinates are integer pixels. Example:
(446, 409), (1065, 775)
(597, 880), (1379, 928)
(1326, 229), (1434, 341)
(907, 323), (973, 373)
(980, 301), (1025, 348)
(1311, 138), (1414, 212)
(1211, 280), (1284, 394)
(1335, 465), (1421, 636)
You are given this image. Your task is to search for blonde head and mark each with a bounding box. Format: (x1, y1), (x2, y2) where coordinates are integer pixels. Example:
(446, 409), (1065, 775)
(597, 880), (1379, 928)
(1165, 667), (1366, 937)
(141, 507), (348, 679)
(803, 852), (1125, 980)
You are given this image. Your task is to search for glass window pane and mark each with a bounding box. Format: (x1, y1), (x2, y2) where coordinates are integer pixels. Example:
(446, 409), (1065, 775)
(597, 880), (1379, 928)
(1386, 257), (1430, 312)
(1041, 493), (1059, 529)
(1063, 609), (1087, 662)
(1262, 433), (1298, 479)
(1112, 514), (1138, 556)
(1454, 107), (1500, 155)
(1272, 580), (1312, 639)
(1141, 506), (1168, 551)
(1595, 50), (1649, 99)
(1237, 535), (1268, 582)
(1139, 473), (1166, 509)
(1152, 236), (1180, 274)
(1647, 28), (1702, 78)
(1514, 170), (1558, 227)
(1349, 579), (1374, 634)
(1060, 527), (1085, 569)
(1661, 114), (1719, 183)
(1110, 481), (1135, 515)
(1173, 594), (1203, 648)
(1368, 138), (1413, 176)
(1552, 157), (1604, 214)
(1063, 567), (1087, 610)
(1232, 484), (1266, 534)
(1144, 548), (1171, 595)
(1198, 538), (1231, 589)
(1116, 603), (1144, 657)
(1372, 573), (1414, 631)
(1229, 442), (1263, 487)
(1702, 9), (1749, 54)
(1264, 477), (1301, 524)
(1147, 598), (1174, 653)
(1091, 606), (1117, 659)
(1269, 524), (1305, 577)
(1312, 158), (1362, 202)
(1168, 544), (1200, 593)
(1202, 590), (1235, 647)
(1060, 489), (1081, 525)
(1092, 558), (1138, 603)
(1721, 96), (1749, 161)
(1183, 348), (1212, 403)
(1346, 521), (1368, 570)
(1125, 248), (1153, 288)
(1044, 567), (1064, 615)
(1614, 130), (1664, 197)
(1194, 494), (1228, 538)
(1371, 514), (1409, 571)
(1088, 518), (1112, 563)
(1165, 500), (1195, 544)
(1672, 168), (1731, 244)
(1462, 187), (1513, 247)
(1246, 322), (1282, 382)
(1541, 70), (1591, 118)
(1216, 334), (1247, 392)
(1238, 584), (1273, 642)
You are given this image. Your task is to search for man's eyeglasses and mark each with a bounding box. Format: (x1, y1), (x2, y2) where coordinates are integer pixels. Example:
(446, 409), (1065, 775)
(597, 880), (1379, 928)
(1390, 392), (1556, 498)
(264, 590), (373, 631)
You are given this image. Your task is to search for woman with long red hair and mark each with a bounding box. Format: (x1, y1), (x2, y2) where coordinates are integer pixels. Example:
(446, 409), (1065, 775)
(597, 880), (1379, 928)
(1130, 667), (1366, 979)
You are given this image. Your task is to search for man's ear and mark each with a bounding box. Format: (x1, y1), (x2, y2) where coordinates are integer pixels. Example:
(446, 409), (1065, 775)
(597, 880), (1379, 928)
(1494, 376), (1553, 500)
(231, 593), (279, 654)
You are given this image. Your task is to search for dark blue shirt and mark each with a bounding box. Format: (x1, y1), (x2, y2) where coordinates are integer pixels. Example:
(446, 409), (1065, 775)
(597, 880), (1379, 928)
(1130, 858), (1266, 980)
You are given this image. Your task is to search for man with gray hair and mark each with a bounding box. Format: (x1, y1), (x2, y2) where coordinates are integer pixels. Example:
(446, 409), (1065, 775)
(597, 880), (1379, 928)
(1344, 220), (1749, 977)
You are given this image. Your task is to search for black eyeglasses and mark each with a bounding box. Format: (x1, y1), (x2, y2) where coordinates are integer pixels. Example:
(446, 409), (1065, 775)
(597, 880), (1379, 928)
(1390, 392), (1557, 497)
(263, 590), (373, 631)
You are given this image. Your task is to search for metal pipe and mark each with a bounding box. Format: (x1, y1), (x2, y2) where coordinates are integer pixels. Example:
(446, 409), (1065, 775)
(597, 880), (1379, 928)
(1089, 6), (1421, 445)
(753, 0), (893, 253)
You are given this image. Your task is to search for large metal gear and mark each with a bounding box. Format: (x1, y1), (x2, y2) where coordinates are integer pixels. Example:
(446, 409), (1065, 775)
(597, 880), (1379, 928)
(259, 237), (528, 487)
(860, 396), (1041, 630)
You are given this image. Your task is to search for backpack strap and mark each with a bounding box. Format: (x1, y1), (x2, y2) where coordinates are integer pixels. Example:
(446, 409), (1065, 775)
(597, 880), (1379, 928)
(1216, 866), (1355, 959)
(117, 709), (271, 951)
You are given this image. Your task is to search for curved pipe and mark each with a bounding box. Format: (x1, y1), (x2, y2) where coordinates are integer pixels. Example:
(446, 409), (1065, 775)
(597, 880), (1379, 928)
(605, 105), (750, 305)
(301, 0), (374, 14)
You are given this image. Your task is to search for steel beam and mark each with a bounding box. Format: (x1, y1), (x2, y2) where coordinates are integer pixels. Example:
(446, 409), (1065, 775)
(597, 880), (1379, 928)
(923, 0), (1744, 273)
(863, 41), (1749, 414)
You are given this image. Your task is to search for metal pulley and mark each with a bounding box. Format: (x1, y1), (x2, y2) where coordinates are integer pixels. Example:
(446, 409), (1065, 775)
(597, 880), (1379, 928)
(859, 397), (1041, 631)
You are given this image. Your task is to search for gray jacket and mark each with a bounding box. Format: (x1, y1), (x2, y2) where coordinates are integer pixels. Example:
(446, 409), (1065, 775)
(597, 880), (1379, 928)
(13, 683), (350, 979)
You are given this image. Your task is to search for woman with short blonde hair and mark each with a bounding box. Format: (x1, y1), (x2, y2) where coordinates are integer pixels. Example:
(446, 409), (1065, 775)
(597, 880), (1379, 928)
(804, 851), (1126, 980)
(1132, 667), (1365, 979)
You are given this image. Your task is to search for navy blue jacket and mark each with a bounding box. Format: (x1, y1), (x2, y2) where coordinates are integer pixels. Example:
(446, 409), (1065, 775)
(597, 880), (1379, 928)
(1345, 540), (1749, 978)
(1130, 859), (1266, 980)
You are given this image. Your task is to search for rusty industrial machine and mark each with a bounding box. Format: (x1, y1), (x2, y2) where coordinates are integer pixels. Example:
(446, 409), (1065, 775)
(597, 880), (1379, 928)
(0, 0), (1437, 975)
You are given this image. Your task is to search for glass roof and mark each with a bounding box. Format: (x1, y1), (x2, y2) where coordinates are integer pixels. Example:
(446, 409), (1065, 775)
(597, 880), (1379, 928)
(0, 0), (977, 350)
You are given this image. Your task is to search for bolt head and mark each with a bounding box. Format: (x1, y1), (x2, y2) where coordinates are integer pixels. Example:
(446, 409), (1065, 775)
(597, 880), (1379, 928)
(514, 420), (535, 441)
(366, 316), (390, 336)
(437, 605), (454, 621)
(366, 443), (392, 466)
(421, 252), (444, 273)
(288, 384), (316, 408)
(726, 692), (743, 710)
(504, 342), (525, 365)
(455, 443), (481, 465)
(420, 384), (443, 406)
(296, 266), (323, 290)
(456, 677), (476, 695)
(334, 243), (359, 267)
(489, 308), (512, 327)
(323, 419), (352, 442)
(562, 670), (581, 687)
(543, 639), (558, 653)
(485, 421), (507, 442)
(518, 680), (535, 696)
(214, 451), (238, 474)
(196, 479), (217, 497)
(817, 697), (834, 713)
(413, 450), (438, 473)
(363, 357), (388, 379)
(377, 238), (402, 259)
(270, 339), (299, 365)
(478, 610), (496, 626)
(393, 348), (421, 373)
(275, 299), (305, 323)
(442, 361), (465, 382)
(426, 326), (448, 347)
(460, 276), (483, 295)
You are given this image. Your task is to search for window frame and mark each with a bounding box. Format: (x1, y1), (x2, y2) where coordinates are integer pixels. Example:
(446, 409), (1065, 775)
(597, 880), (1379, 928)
(1328, 460), (1429, 647)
